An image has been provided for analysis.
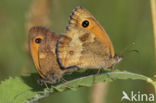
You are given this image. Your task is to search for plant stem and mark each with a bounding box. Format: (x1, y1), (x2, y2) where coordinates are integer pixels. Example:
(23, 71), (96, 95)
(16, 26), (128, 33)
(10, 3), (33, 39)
(23, 0), (52, 74)
(90, 83), (108, 103)
(150, 0), (156, 65)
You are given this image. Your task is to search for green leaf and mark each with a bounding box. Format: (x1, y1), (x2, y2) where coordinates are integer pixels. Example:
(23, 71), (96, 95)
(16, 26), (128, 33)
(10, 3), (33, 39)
(0, 69), (155, 103)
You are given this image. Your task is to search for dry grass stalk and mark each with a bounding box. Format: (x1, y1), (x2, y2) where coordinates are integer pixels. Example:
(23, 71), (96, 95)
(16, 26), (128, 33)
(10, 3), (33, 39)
(150, 0), (156, 64)
(23, 0), (52, 74)
(90, 83), (108, 103)
(25, 0), (52, 53)
(26, 0), (52, 30)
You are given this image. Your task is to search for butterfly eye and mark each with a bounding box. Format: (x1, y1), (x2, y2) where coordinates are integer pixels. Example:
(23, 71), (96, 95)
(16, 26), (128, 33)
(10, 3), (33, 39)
(35, 38), (42, 44)
(82, 20), (89, 28)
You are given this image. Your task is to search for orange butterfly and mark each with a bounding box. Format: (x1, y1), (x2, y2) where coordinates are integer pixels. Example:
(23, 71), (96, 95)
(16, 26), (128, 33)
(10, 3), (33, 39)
(29, 26), (78, 85)
(57, 6), (122, 70)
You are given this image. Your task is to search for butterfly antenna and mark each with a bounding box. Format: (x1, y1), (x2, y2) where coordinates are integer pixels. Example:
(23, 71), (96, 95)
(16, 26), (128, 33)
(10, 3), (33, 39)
(119, 42), (139, 57)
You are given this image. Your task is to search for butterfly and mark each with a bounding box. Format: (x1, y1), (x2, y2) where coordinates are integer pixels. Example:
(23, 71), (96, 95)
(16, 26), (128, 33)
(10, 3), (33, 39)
(29, 26), (79, 85)
(56, 6), (122, 71)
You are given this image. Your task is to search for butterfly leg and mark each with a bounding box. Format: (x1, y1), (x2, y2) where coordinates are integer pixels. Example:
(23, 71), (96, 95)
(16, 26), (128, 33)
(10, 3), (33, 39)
(110, 65), (115, 72)
(93, 68), (102, 83)
(37, 78), (49, 88)
(109, 65), (115, 80)
(37, 72), (63, 87)
(60, 77), (68, 83)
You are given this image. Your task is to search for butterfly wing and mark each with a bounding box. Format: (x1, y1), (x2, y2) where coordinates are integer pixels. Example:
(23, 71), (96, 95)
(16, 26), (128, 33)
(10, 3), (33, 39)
(68, 6), (114, 57)
(57, 27), (115, 69)
(29, 26), (62, 80)
(29, 26), (46, 78)
(57, 7), (118, 69)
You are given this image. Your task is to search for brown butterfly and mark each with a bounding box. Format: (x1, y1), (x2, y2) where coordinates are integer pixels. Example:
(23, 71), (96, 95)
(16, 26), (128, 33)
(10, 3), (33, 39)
(56, 6), (122, 70)
(29, 26), (78, 85)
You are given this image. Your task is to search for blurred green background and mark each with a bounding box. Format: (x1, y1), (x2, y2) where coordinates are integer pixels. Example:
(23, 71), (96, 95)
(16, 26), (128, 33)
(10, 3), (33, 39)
(0, 0), (155, 103)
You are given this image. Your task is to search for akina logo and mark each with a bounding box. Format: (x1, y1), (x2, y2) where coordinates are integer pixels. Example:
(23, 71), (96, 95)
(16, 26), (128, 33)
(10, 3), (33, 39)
(121, 91), (155, 102)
